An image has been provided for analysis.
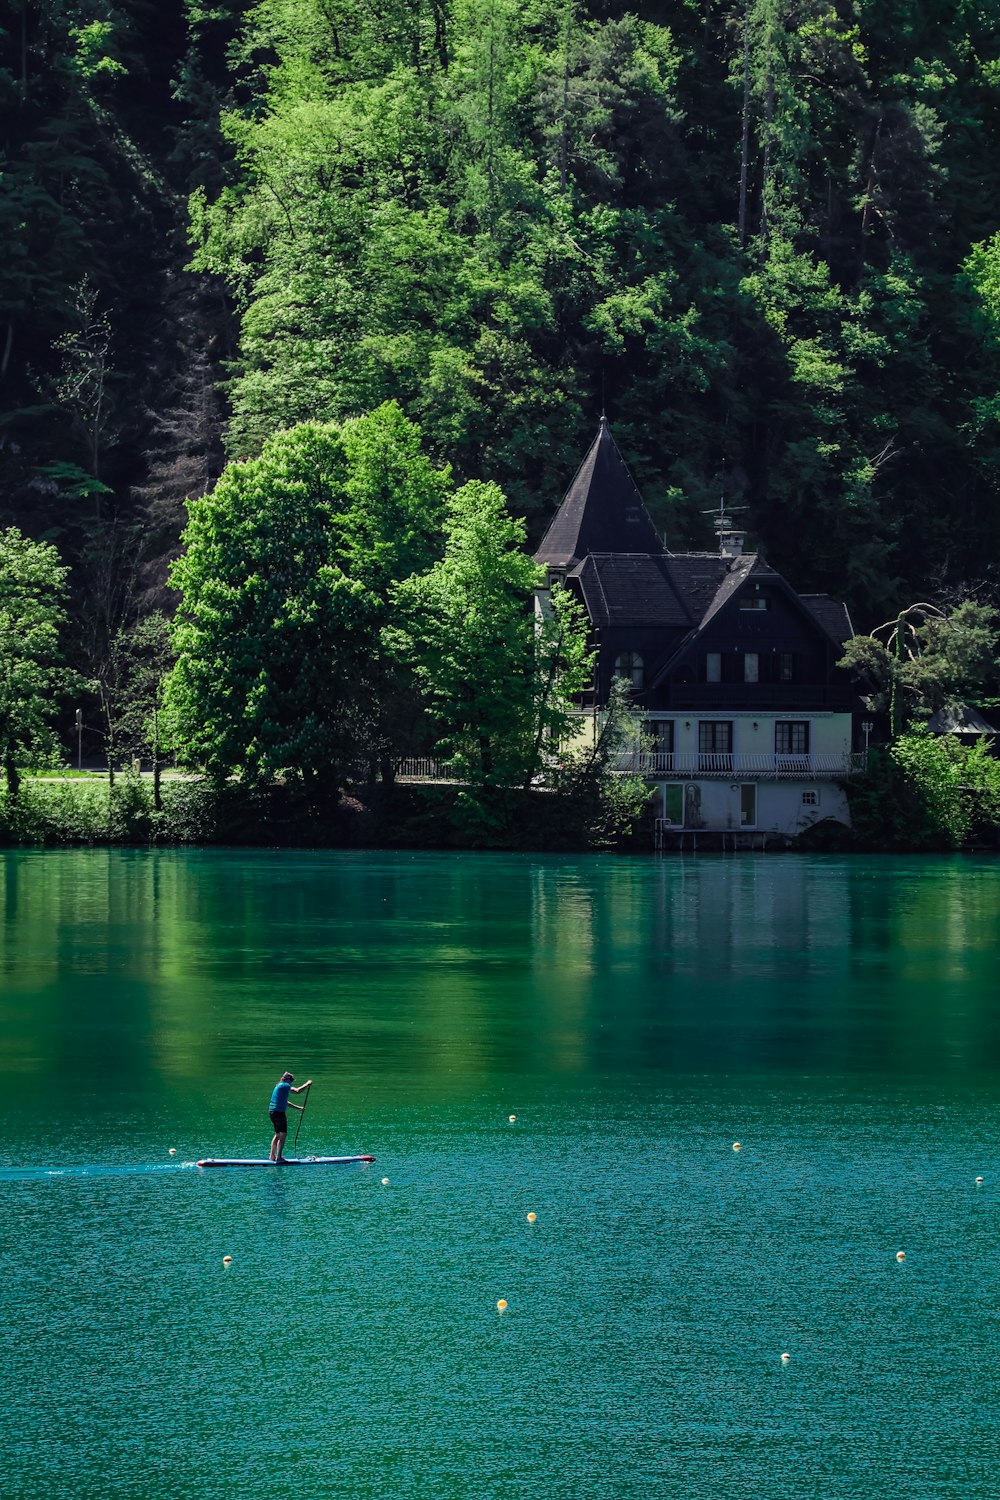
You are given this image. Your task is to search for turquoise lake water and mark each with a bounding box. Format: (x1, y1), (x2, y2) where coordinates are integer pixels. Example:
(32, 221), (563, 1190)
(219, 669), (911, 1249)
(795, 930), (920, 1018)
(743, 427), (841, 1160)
(2, 849), (1000, 1498)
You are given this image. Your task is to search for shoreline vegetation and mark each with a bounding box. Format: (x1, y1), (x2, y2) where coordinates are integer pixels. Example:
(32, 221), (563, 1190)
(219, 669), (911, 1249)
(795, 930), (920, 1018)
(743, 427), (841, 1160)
(4, 727), (1000, 854)
(0, 771), (651, 852)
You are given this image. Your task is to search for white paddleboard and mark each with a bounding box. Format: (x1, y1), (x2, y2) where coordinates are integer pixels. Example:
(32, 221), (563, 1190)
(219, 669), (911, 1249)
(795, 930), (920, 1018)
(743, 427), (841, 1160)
(196, 1154), (375, 1168)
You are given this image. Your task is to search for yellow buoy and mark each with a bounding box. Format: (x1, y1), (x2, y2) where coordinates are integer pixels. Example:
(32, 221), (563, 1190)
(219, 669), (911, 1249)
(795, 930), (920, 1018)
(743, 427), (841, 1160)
(732, 1142), (742, 1152)
(168, 1148), (177, 1156)
(381, 1177), (389, 1185)
(509, 1115), (517, 1123)
(896, 1251), (906, 1262)
(780, 1352), (791, 1364)
(222, 1255), (233, 1265)
(527, 1212), (537, 1223)
(496, 1299), (508, 1312)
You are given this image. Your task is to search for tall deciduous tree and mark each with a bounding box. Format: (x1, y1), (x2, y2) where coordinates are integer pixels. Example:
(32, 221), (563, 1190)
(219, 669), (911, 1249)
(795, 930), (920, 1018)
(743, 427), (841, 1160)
(389, 481), (593, 813)
(0, 528), (85, 798)
(165, 405), (448, 787)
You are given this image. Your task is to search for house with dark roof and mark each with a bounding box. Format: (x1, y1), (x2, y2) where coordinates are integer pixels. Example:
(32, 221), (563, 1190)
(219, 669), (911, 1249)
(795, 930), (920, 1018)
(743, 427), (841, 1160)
(535, 420), (864, 843)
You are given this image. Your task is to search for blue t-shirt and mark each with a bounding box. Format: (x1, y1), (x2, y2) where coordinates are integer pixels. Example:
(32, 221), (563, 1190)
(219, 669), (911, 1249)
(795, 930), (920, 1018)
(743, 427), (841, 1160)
(270, 1081), (292, 1112)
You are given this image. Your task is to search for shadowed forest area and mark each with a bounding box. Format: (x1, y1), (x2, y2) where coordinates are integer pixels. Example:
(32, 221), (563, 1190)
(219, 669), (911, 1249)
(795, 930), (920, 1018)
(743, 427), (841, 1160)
(5, 1), (1000, 757)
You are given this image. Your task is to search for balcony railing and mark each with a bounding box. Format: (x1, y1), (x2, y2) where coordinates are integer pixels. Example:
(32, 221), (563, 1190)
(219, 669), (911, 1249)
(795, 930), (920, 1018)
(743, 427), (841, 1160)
(390, 752), (867, 783)
(611, 751), (867, 779)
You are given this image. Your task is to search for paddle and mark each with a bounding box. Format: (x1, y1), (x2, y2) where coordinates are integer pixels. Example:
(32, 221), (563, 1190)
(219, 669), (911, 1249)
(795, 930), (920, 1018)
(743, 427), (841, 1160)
(293, 1081), (312, 1148)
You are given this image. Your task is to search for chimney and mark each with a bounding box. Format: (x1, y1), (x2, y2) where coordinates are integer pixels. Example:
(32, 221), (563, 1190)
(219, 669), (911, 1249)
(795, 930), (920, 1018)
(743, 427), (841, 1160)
(719, 527), (744, 559)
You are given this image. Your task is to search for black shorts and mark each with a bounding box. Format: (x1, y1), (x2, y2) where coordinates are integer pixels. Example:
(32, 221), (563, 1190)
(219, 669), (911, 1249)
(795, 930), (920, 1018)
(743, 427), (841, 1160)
(269, 1110), (288, 1133)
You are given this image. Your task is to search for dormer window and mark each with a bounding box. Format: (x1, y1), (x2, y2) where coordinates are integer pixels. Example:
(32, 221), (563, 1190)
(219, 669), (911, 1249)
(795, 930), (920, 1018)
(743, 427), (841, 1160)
(614, 651), (644, 690)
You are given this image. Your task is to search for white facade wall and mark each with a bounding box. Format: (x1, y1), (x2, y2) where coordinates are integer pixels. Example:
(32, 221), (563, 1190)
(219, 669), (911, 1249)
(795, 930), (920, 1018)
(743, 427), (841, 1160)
(565, 709), (856, 834)
(654, 776), (850, 836)
(664, 710), (851, 764)
(652, 711), (853, 834)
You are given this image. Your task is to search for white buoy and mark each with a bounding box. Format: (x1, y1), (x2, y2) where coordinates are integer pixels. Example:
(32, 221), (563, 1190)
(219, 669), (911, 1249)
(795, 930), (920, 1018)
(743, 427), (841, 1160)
(732, 1142), (742, 1152)
(381, 1177), (389, 1185)
(509, 1115), (517, 1123)
(976, 1176), (984, 1184)
(780, 1352), (790, 1364)
(527, 1212), (537, 1223)
(896, 1250), (906, 1262)
(168, 1148), (177, 1156)
(222, 1255), (233, 1266)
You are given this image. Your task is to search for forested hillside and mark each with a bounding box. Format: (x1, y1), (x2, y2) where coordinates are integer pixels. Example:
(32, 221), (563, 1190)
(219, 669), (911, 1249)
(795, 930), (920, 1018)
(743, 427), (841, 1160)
(5, 0), (1000, 669)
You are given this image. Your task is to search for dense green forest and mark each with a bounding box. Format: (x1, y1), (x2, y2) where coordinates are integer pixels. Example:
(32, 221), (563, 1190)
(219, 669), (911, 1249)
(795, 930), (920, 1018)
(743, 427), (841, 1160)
(5, 0), (1000, 680)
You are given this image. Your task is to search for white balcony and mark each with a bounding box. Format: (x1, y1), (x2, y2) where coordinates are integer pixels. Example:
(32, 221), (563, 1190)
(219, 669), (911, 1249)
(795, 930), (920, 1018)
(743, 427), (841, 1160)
(612, 751), (867, 779)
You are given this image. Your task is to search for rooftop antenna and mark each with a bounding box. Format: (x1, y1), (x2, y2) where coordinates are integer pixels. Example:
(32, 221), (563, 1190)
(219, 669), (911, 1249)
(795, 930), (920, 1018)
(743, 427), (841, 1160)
(701, 495), (748, 559)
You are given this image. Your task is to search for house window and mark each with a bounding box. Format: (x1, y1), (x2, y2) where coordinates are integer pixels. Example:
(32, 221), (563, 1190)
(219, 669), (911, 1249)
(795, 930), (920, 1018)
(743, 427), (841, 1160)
(802, 790), (819, 807)
(739, 590), (769, 611)
(645, 720), (674, 756)
(614, 652), (644, 690)
(744, 652), (759, 683)
(705, 652), (722, 682)
(740, 784), (757, 826)
(778, 652), (794, 682)
(699, 721), (732, 757)
(776, 721), (810, 755)
(662, 784), (683, 824)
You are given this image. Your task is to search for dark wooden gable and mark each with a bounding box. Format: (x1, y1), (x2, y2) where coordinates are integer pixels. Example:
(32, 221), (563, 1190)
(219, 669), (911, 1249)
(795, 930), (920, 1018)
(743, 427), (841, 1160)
(649, 561), (853, 709)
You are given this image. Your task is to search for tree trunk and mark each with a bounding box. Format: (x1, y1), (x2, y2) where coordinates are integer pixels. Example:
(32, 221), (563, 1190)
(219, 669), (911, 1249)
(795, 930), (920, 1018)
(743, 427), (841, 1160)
(760, 60), (774, 243)
(738, 5), (751, 248)
(890, 612), (905, 740)
(5, 757), (20, 802)
(559, 4), (572, 194)
(152, 708), (162, 812)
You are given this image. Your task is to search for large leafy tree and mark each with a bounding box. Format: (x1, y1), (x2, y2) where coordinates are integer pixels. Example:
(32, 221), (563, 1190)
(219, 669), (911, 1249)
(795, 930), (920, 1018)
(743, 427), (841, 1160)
(389, 480), (593, 809)
(0, 528), (85, 798)
(165, 404), (448, 787)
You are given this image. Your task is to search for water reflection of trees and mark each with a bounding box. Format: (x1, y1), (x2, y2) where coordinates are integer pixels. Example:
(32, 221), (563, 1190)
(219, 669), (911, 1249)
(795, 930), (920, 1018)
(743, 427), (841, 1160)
(3, 852), (1000, 1103)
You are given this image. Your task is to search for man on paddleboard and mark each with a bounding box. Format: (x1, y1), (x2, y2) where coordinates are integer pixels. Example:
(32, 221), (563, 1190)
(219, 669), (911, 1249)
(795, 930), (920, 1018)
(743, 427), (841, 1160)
(269, 1071), (312, 1161)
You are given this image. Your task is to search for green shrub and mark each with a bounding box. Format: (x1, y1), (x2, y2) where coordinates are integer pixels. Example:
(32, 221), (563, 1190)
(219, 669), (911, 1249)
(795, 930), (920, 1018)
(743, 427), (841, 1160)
(847, 730), (1000, 850)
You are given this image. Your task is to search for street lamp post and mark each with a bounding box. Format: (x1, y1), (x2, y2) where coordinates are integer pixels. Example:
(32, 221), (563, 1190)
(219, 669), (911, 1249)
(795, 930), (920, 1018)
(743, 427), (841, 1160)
(861, 719), (873, 752)
(75, 708), (82, 771)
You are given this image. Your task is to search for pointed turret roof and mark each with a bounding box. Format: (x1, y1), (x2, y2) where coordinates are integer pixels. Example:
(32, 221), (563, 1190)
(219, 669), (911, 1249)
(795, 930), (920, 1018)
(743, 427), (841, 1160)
(534, 419), (664, 568)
